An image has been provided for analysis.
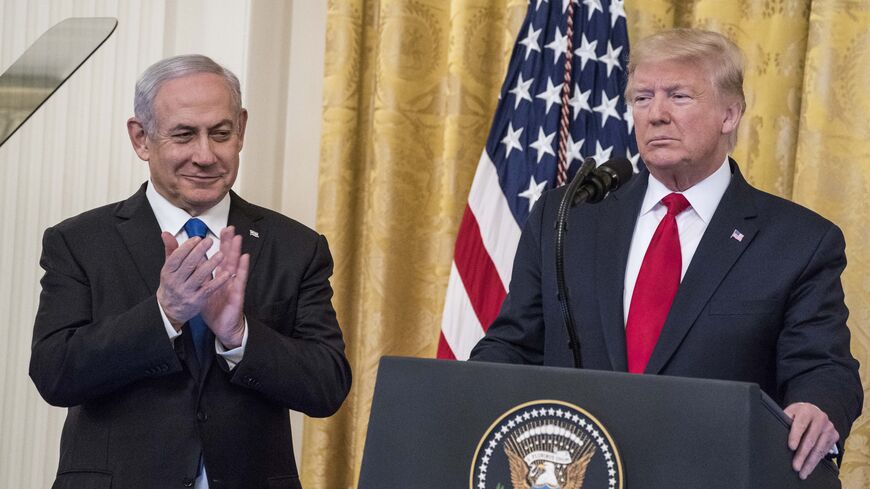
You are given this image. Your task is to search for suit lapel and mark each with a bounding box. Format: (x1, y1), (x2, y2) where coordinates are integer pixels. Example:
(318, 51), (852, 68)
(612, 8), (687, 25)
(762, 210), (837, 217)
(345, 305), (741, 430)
(115, 184), (164, 294)
(228, 191), (266, 275)
(116, 185), (202, 379)
(591, 172), (647, 372)
(645, 163), (759, 374)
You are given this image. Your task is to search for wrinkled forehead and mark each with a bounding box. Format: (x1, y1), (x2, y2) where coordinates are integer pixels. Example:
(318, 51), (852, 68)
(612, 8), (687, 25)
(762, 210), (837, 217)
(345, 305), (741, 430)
(626, 57), (716, 94)
(152, 74), (240, 125)
(154, 73), (232, 102)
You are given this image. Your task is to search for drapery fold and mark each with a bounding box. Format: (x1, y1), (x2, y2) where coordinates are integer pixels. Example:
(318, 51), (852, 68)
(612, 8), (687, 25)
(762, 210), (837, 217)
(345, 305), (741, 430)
(306, 1), (869, 486)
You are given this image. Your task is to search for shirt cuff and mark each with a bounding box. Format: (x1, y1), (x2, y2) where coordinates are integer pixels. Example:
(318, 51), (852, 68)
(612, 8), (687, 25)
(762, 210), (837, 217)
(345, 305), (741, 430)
(158, 301), (182, 342)
(216, 318), (248, 370)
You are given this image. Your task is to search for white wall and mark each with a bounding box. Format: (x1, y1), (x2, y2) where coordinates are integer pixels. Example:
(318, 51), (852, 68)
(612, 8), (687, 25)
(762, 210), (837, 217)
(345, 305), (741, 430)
(0, 1), (326, 486)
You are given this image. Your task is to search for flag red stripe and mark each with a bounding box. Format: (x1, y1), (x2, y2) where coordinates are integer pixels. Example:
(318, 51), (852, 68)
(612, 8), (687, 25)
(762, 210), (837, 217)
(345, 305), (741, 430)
(453, 206), (507, 332)
(436, 332), (457, 360)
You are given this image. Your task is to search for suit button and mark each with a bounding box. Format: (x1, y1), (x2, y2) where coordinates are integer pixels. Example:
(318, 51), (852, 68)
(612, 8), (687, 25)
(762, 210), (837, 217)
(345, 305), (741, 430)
(197, 411), (208, 422)
(182, 478), (194, 487)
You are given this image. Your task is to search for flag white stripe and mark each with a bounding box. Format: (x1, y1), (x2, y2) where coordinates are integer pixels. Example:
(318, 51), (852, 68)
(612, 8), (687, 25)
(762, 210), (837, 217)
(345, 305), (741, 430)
(466, 151), (523, 290)
(439, 263), (486, 360)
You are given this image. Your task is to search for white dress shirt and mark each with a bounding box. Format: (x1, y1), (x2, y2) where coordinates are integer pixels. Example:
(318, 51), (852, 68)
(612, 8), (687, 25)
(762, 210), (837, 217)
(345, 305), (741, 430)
(623, 158), (732, 325)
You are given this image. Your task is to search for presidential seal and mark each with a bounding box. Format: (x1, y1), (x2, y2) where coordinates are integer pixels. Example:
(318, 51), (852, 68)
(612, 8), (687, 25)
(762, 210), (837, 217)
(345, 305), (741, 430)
(470, 400), (623, 489)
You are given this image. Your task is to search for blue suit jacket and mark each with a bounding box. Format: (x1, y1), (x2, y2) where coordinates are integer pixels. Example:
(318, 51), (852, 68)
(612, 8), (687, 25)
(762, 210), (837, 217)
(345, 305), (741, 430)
(471, 161), (862, 444)
(30, 185), (351, 489)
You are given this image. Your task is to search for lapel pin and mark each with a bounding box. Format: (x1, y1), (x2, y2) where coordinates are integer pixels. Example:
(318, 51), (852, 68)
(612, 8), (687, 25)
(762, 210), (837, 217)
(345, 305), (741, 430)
(249, 230), (260, 238)
(730, 229), (744, 242)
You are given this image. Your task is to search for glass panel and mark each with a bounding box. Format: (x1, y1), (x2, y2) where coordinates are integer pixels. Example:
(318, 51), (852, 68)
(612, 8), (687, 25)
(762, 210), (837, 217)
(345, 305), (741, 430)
(0, 17), (117, 147)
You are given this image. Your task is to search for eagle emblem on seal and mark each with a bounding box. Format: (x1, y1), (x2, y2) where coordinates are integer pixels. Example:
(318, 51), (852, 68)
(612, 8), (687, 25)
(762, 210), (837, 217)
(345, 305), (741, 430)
(504, 421), (595, 489)
(470, 401), (622, 489)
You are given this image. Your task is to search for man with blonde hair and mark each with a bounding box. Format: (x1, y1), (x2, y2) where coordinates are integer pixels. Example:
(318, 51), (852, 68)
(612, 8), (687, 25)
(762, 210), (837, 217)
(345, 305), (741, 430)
(472, 28), (862, 480)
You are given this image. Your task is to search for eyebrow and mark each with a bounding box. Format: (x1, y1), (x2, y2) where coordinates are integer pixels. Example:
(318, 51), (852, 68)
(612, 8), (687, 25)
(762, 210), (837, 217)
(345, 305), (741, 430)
(634, 82), (688, 93)
(167, 119), (235, 133)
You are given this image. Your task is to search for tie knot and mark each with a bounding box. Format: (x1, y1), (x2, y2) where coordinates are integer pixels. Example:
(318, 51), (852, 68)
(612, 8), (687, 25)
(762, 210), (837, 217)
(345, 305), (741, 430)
(184, 218), (209, 239)
(661, 193), (690, 217)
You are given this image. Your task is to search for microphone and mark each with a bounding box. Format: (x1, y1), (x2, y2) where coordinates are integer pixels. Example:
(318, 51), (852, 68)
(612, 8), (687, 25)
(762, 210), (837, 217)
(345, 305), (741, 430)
(554, 157), (634, 368)
(571, 158), (634, 206)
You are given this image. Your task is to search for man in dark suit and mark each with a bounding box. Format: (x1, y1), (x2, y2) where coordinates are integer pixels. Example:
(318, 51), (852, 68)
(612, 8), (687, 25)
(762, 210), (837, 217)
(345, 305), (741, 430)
(30, 55), (351, 489)
(470, 29), (862, 479)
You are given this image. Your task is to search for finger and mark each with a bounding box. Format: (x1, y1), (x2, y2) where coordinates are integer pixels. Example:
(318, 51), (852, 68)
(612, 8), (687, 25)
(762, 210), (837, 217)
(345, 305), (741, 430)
(188, 251), (225, 289)
(799, 430), (838, 480)
(198, 266), (234, 297)
(792, 414), (823, 472)
(220, 254), (251, 306)
(785, 405), (808, 451)
(782, 403), (798, 419)
(219, 252), (249, 303)
(227, 253), (250, 311)
(218, 227), (242, 274)
(234, 253), (250, 290)
(219, 226), (236, 254)
(161, 232), (178, 259)
(174, 237), (213, 281)
(230, 234), (243, 270)
(798, 438), (830, 480)
(219, 253), (250, 306)
(792, 406), (833, 472)
(214, 227), (232, 274)
(163, 236), (203, 272)
(220, 225), (236, 242)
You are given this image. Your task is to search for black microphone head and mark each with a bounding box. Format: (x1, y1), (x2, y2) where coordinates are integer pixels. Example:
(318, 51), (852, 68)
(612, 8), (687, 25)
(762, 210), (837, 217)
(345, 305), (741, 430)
(569, 157), (634, 206)
(599, 158), (633, 190)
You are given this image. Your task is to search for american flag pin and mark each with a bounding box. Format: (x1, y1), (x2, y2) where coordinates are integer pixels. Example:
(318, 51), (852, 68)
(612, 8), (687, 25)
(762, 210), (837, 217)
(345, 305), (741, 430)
(730, 229), (744, 242)
(249, 230), (260, 238)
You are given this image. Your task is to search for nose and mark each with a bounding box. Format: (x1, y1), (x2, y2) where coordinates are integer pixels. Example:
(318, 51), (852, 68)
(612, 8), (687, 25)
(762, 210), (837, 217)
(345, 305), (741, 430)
(647, 95), (670, 125)
(192, 135), (218, 166)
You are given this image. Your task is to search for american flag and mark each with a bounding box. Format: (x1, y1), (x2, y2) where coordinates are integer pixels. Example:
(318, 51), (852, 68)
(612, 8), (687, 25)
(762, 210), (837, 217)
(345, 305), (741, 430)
(438, 0), (639, 360)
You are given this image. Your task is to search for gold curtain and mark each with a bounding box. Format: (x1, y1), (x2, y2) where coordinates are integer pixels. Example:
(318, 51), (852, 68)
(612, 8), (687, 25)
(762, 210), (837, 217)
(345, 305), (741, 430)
(304, 0), (870, 487)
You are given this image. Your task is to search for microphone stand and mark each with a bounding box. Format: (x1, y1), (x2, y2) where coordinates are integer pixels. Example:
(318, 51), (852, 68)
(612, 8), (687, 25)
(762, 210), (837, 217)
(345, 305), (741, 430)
(554, 157), (596, 369)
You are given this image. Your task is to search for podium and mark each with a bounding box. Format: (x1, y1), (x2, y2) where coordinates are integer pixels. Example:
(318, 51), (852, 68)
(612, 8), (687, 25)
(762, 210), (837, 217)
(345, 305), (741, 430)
(358, 356), (840, 489)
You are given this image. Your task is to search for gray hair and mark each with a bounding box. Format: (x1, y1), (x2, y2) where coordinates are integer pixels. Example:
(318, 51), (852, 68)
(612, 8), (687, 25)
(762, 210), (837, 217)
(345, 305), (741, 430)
(134, 54), (242, 136)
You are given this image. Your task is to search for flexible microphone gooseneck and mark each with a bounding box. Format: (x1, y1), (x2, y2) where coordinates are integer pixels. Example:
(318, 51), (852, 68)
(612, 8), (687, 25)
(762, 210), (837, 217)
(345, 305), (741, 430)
(554, 158), (634, 368)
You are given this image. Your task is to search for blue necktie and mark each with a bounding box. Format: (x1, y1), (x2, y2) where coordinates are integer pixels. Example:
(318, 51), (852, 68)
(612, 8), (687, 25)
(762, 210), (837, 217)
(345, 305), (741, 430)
(183, 218), (211, 368)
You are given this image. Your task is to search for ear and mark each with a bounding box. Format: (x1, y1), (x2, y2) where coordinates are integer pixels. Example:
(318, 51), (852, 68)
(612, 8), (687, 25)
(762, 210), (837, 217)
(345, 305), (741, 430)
(236, 108), (248, 149)
(721, 100), (743, 136)
(126, 118), (151, 161)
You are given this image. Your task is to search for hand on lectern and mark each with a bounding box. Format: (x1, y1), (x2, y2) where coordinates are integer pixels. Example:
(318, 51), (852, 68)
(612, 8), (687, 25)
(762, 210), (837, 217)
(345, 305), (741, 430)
(784, 402), (839, 480)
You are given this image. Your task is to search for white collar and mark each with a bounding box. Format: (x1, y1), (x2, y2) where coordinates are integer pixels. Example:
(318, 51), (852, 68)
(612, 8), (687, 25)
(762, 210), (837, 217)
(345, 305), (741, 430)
(145, 181), (230, 237)
(639, 157), (732, 223)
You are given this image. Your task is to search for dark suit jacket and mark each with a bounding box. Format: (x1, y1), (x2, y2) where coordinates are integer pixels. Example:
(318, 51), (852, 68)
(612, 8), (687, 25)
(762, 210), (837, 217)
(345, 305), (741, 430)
(30, 184), (351, 489)
(471, 161), (862, 444)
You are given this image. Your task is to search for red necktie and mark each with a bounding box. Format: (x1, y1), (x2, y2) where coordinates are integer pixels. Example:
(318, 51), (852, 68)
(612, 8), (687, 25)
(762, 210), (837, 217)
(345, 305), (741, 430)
(625, 193), (691, 373)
